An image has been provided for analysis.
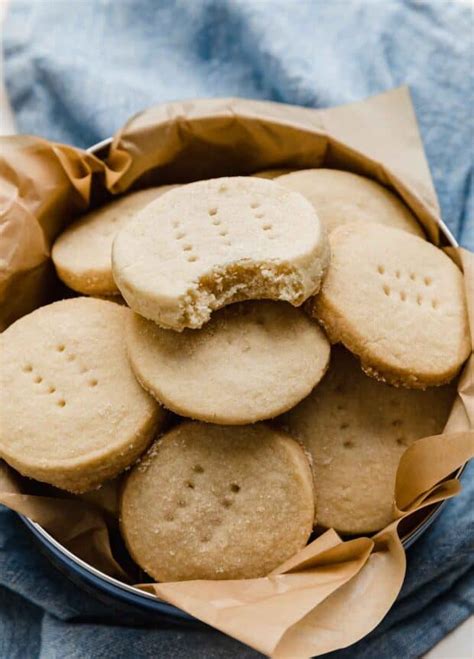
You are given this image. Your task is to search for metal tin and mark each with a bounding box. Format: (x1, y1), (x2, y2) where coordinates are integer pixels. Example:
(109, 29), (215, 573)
(18, 135), (466, 624)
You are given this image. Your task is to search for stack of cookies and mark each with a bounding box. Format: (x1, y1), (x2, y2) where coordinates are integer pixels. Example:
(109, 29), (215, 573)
(0, 170), (470, 583)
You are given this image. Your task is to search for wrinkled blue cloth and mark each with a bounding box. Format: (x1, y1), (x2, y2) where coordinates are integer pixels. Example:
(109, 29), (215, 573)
(2, 1), (473, 658)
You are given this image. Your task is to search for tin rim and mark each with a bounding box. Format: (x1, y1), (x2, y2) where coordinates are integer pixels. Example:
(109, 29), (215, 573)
(19, 132), (466, 620)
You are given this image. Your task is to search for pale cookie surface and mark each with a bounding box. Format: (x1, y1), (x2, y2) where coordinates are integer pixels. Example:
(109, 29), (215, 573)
(112, 177), (329, 330)
(121, 422), (315, 581)
(52, 186), (176, 296)
(276, 169), (424, 237)
(126, 301), (330, 424)
(311, 223), (471, 388)
(281, 348), (455, 534)
(0, 298), (165, 492)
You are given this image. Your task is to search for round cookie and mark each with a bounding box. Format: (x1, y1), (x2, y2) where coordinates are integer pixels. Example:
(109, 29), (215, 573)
(0, 298), (165, 492)
(52, 185), (177, 296)
(252, 168), (293, 179)
(126, 300), (330, 424)
(310, 223), (471, 388)
(112, 176), (329, 330)
(276, 168), (424, 237)
(120, 422), (315, 581)
(281, 347), (456, 534)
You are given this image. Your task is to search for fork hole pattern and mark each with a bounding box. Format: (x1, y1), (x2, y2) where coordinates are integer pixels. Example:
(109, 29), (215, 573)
(250, 200), (276, 238)
(23, 363), (66, 406)
(208, 206), (230, 245)
(164, 465), (240, 544)
(55, 344), (100, 401)
(376, 266), (439, 309)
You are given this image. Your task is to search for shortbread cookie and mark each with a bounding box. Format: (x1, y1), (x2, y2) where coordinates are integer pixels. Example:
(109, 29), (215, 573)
(52, 185), (176, 296)
(282, 348), (455, 534)
(126, 301), (330, 424)
(121, 422), (315, 581)
(311, 223), (470, 388)
(112, 177), (329, 330)
(0, 298), (165, 492)
(253, 168), (293, 179)
(276, 169), (424, 237)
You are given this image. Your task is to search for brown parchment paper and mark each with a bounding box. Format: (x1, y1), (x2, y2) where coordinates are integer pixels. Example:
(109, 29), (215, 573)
(0, 87), (473, 658)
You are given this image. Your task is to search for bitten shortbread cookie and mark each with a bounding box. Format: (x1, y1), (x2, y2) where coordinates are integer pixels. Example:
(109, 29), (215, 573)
(112, 177), (329, 330)
(52, 185), (176, 296)
(276, 169), (424, 237)
(0, 298), (165, 492)
(282, 348), (455, 534)
(126, 301), (330, 424)
(121, 422), (315, 581)
(310, 223), (471, 388)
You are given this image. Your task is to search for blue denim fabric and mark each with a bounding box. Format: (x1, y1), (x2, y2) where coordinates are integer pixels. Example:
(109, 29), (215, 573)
(2, 1), (473, 657)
